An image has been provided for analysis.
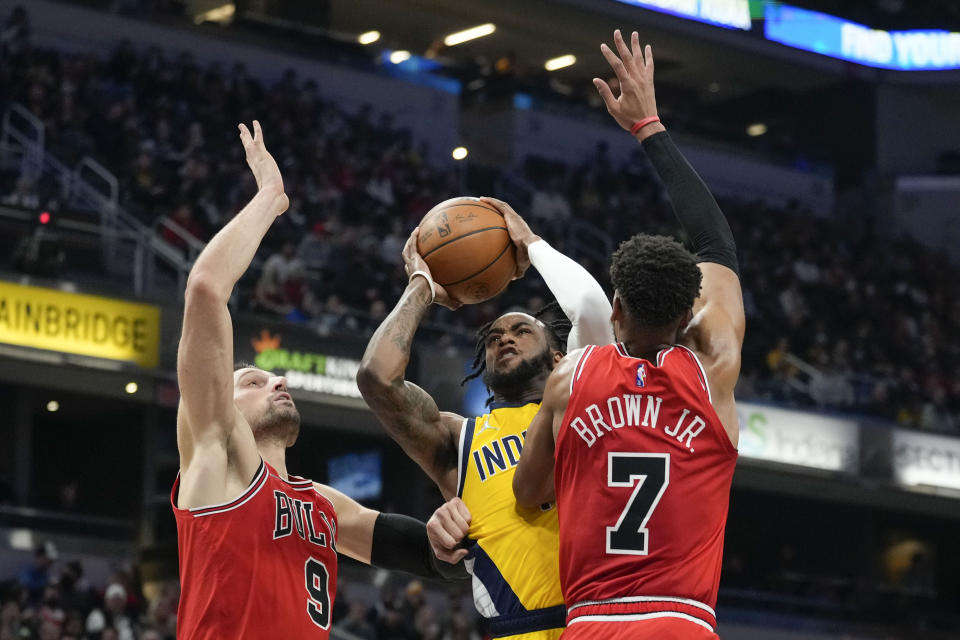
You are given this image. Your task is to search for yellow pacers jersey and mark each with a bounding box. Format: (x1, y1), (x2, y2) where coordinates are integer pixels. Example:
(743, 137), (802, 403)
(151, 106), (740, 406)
(457, 401), (565, 640)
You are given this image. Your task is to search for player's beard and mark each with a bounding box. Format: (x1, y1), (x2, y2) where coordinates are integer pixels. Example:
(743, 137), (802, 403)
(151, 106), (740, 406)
(483, 345), (554, 397)
(250, 402), (301, 447)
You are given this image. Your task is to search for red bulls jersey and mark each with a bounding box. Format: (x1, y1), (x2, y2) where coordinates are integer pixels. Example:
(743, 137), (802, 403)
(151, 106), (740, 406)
(172, 460), (338, 640)
(555, 343), (737, 634)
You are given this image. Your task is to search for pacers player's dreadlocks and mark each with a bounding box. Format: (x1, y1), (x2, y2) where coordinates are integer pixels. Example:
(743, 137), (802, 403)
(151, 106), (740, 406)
(461, 300), (572, 387)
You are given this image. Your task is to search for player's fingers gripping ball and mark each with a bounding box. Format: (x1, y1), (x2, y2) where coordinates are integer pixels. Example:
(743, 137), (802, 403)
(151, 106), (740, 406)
(416, 197), (518, 304)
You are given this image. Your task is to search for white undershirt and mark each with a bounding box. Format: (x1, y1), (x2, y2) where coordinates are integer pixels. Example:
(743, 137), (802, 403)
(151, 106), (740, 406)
(527, 240), (615, 351)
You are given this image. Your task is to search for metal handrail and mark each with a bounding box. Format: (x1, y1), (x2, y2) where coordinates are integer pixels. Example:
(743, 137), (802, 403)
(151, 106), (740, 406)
(567, 217), (613, 265)
(2, 103), (199, 299)
(496, 170), (615, 264)
(73, 156), (119, 214)
(154, 215), (206, 263)
(0, 102), (44, 176)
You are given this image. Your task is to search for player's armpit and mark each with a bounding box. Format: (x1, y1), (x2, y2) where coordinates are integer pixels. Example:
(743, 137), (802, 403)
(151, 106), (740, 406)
(686, 263), (744, 394)
(356, 375), (463, 496)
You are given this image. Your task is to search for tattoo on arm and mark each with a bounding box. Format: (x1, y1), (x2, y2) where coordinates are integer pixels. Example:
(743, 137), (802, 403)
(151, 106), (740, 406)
(361, 282), (458, 479)
(387, 286), (430, 355)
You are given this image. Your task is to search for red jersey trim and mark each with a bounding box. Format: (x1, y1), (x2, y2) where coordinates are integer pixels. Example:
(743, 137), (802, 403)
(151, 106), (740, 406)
(567, 595), (715, 617)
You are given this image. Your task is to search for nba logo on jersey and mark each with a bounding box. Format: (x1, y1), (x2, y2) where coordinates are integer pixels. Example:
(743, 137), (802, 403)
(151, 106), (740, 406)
(635, 363), (647, 387)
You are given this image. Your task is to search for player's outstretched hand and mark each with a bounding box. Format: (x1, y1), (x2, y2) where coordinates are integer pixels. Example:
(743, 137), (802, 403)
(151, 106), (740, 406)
(593, 30), (665, 140)
(479, 196), (535, 280)
(427, 497), (471, 564)
(238, 120), (289, 213)
(402, 229), (462, 310)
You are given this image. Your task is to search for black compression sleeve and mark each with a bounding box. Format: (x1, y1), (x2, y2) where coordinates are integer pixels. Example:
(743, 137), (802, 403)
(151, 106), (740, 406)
(370, 513), (469, 581)
(641, 131), (739, 276)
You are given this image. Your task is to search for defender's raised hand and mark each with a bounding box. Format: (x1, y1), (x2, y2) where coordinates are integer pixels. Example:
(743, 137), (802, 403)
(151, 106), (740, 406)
(238, 120), (289, 212)
(402, 228), (463, 310)
(593, 30), (666, 141)
(480, 197), (536, 280)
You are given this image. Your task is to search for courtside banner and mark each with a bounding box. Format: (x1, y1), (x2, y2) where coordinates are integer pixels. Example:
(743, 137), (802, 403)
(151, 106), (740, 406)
(0, 281), (160, 368)
(738, 402), (859, 473)
(891, 430), (960, 492)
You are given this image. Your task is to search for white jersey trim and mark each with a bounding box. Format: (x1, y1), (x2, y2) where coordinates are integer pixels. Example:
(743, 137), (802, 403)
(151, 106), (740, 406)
(456, 416), (469, 498)
(567, 612), (713, 632)
(656, 346), (676, 367)
(189, 462), (269, 517)
(463, 557), (499, 618)
(676, 345), (713, 403)
(570, 345), (597, 395)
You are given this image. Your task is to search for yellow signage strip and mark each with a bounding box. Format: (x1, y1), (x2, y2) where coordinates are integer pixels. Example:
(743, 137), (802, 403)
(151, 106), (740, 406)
(0, 281), (160, 368)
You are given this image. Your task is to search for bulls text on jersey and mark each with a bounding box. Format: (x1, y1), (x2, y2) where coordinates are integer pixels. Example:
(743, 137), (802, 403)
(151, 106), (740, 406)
(273, 490), (337, 547)
(569, 393), (707, 453)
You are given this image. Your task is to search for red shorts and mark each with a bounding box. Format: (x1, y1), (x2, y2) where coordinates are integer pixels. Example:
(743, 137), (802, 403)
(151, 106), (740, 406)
(561, 617), (720, 640)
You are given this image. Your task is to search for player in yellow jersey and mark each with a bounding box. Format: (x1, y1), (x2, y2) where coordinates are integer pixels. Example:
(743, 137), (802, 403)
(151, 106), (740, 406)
(358, 198), (614, 639)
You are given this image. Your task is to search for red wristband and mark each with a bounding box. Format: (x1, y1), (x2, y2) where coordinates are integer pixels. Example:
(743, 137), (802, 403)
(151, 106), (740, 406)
(630, 116), (660, 136)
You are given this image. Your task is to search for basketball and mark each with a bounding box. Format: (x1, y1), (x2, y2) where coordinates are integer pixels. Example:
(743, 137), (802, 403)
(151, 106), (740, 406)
(416, 197), (517, 304)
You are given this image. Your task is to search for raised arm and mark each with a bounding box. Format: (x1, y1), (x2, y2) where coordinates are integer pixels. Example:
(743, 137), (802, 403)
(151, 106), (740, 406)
(356, 231), (465, 498)
(315, 484), (467, 581)
(176, 121), (289, 506)
(482, 197), (614, 350)
(513, 350), (578, 508)
(595, 31), (744, 442)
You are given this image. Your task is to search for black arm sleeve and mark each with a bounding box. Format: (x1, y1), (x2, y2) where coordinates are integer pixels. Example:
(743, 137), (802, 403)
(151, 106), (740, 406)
(641, 131), (739, 276)
(370, 512), (469, 581)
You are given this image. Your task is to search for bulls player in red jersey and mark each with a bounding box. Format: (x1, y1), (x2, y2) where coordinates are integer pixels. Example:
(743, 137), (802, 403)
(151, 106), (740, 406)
(173, 121), (465, 640)
(513, 31), (743, 640)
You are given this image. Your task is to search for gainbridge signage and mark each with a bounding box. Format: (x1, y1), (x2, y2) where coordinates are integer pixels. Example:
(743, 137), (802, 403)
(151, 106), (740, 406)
(236, 320), (364, 405)
(737, 402), (859, 474)
(0, 281), (160, 368)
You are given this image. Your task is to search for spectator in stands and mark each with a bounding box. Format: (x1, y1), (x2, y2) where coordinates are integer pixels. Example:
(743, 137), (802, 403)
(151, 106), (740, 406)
(161, 203), (206, 252)
(4, 22), (960, 432)
(297, 221), (333, 272)
(85, 583), (137, 640)
(529, 176), (572, 226)
(17, 543), (57, 604)
(340, 601), (375, 640)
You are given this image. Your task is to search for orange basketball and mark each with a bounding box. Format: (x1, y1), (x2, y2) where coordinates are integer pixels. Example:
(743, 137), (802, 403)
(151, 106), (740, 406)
(416, 197), (517, 304)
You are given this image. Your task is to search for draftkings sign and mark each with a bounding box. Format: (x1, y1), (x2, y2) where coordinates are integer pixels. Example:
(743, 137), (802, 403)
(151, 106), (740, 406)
(236, 320), (363, 404)
(0, 281), (160, 368)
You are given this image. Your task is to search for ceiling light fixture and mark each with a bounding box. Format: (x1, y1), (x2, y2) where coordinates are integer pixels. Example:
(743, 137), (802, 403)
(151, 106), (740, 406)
(545, 55), (576, 71)
(443, 23), (496, 47)
(358, 31), (381, 45)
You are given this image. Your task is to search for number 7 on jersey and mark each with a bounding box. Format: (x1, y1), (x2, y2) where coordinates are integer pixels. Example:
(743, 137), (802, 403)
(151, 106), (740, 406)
(606, 453), (670, 555)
